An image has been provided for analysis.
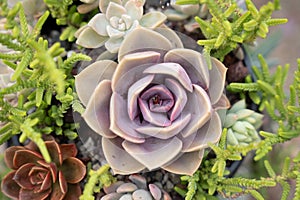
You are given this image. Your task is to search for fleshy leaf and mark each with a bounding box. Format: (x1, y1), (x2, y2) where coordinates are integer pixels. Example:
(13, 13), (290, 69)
(143, 62), (193, 92)
(125, 0), (143, 20)
(118, 27), (172, 61)
(102, 137), (145, 175)
(181, 111), (222, 152)
(162, 150), (204, 176)
(164, 49), (210, 89)
(60, 157), (86, 184)
(122, 137), (183, 170)
(1, 171), (21, 200)
(76, 26), (108, 48)
(112, 51), (161, 91)
(136, 113), (191, 139)
(99, 0), (122, 13)
(13, 149), (43, 169)
(140, 11), (167, 28)
(110, 93), (146, 143)
(4, 146), (24, 169)
(180, 84), (212, 138)
(208, 58), (227, 104)
(127, 75), (154, 120)
(75, 60), (117, 106)
(88, 13), (109, 36)
(83, 80), (116, 138)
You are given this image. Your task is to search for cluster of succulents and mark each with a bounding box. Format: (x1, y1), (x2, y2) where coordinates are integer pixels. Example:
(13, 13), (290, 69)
(101, 174), (171, 200)
(1, 138), (86, 200)
(75, 0), (167, 52)
(224, 100), (263, 146)
(75, 26), (230, 176)
(0, 0), (293, 199)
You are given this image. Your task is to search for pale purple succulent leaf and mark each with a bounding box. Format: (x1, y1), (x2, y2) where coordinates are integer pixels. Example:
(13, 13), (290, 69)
(112, 51), (160, 91)
(181, 111), (222, 152)
(99, 0), (122, 13)
(102, 137), (145, 175)
(164, 49), (210, 89)
(140, 84), (174, 113)
(116, 183), (138, 193)
(135, 113), (191, 139)
(208, 58), (228, 104)
(149, 184), (162, 200)
(140, 11), (167, 28)
(105, 37), (124, 53)
(103, 181), (125, 194)
(128, 75), (154, 120)
(132, 189), (153, 199)
(75, 60), (117, 106)
(143, 62), (193, 92)
(212, 93), (231, 110)
(110, 93), (146, 143)
(88, 13), (109, 36)
(118, 27), (172, 61)
(180, 84), (212, 138)
(76, 26), (108, 48)
(165, 78), (187, 121)
(154, 26), (184, 49)
(129, 174), (147, 190)
(125, 0), (143, 21)
(122, 137), (182, 171)
(138, 98), (171, 127)
(106, 2), (126, 19)
(162, 150), (204, 176)
(101, 193), (123, 200)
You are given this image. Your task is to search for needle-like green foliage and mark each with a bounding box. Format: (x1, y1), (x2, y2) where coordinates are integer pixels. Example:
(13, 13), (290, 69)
(177, 0), (287, 68)
(80, 164), (116, 200)
(0, 3), (90, 162)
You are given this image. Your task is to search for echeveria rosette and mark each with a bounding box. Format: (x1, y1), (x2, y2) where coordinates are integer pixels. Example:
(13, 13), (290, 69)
(75, 27), (230, 175)
(75, 0), (167, 53)
(1, 139), (86, 200)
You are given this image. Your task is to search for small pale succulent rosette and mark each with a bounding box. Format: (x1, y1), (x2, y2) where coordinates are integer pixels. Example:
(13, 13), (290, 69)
(75, 0), (167, 53)
(101, 174), (171, 199)
(75, 27), (229, 175)
(224, 100), (263, 146)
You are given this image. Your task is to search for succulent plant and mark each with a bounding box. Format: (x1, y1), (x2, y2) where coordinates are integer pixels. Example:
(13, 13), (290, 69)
(75, 27), (230, 176)
(77, 0), (99, 14)
(75, 0), (167, 53)
(7, 0), (46, 24)
(224, 99), (263, 146)
(1, 138), (86, 200)
(101, 174), (171, 200)
(163, 0), (200, 21)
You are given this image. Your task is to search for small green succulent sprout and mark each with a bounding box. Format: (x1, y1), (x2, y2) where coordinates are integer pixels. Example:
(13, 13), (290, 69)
(75, 0), (167, 53)
(224, 99), (263, 146)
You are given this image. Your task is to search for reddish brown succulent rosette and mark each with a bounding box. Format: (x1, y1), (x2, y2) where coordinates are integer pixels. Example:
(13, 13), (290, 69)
(1, 139), (86, 200)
